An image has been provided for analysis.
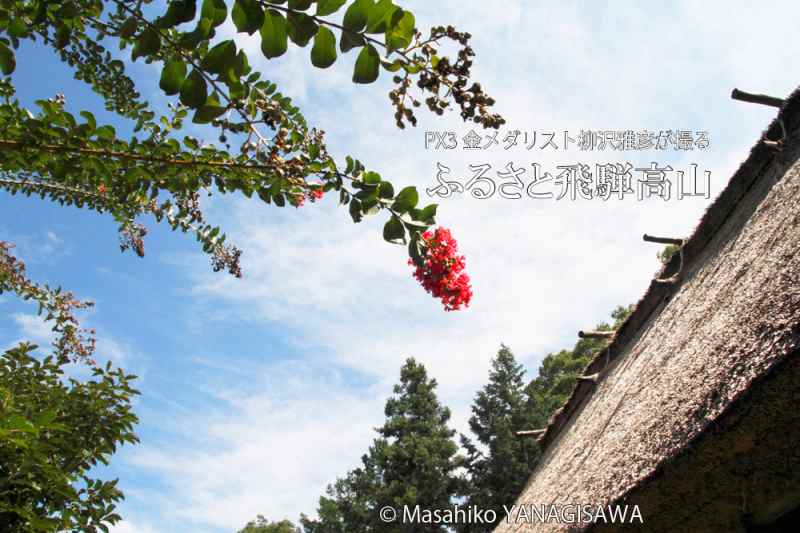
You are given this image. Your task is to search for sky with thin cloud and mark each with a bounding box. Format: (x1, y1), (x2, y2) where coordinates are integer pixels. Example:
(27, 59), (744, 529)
(1, 1), (798, 532)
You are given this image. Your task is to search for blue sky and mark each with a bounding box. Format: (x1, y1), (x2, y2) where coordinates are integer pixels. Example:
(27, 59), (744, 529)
(2, 1), (799, 532)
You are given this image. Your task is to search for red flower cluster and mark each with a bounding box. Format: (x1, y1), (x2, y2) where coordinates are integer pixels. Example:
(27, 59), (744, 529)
(293, 187), (325, 208)
(410, 227), (473, 311)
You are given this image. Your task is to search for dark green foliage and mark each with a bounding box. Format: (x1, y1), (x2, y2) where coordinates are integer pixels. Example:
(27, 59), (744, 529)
(0, 1), (510, 530)
(232, 0), (265, 35)
(658, 244), (680, 265)
(459, 345), (539, 531)
(300, 457), (379, 532)
(458, 306), (634, 530)
(238, 515), (301, 533)
(373, 359), (462, 524)
(301, 358), (462, 532)
(298, 307), (635, 531)
(310, 26), (337, 68)
(0, 0), (501, 277)
(0, 344), (139, 532)
(525, 305), (633, 421)
(0, 242), (139, 532)
(353, 44), (380, 83)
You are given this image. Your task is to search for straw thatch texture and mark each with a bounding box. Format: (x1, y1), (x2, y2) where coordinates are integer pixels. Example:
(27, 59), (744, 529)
(496, 89), (800, 532)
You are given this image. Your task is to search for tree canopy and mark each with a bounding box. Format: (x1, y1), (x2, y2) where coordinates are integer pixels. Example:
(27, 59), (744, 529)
(0, 0), (504, 308)
(301, 357), (462, 533)
(458, 345), (539, 531)
(238, 515), (301, 533)
(0, 1), (506, 529)
(0, 242), (139, 532)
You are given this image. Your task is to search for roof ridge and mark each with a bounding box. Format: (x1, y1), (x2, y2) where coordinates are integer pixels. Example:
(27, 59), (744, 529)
(529, 83), (800, 460)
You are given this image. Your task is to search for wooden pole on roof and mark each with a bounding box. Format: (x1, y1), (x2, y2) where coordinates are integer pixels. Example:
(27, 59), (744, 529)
(731, 88), (785, 108)
(515, 429), (546, 438)
(577, 372), (600, 384)
(642, 234), (684, 246)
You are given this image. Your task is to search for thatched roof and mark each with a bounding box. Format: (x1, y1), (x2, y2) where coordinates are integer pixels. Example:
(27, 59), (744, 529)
(496, 87), (800, 532)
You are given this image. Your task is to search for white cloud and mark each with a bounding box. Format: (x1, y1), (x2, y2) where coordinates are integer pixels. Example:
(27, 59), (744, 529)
(0, 228), (71, 265)
(128, 359), (386, 530)
(111, 519), (160, 533)
(125, 1), (800, 530)
(96, 334), (132, 364)
(11, 312), (55, 346)
(8, 312), (132, 366)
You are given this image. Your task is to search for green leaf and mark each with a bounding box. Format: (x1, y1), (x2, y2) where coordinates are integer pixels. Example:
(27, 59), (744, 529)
(179, 69), (208, 109)
(392, 186), (418, 212)
(7, 18), (29, 39)
(159, 60), (187, 95)
(5, 414), (36, 433)
(95, 125), (116, 141)
(340, 31), (365, 53)
(378, 181), (394, 199)
(311, 26), (337, 68)
(287, 12), (318, 47)
(260, 10), (289, 58)
(179, 18), (214, 48)
(54, 25), (71, 48)
(156, 0), (197, 29)
(349, 198), (363, 222)
(385, 10), (414, 52)
(79, 111), (97, 131)
(233, 50), (251, 77)
(288, 0), (313, 9)
(383, 216), (405, 243)
(408, 234), (424, 267)
(201, 40), (236, 74)
(131, 27), (161, 61)
(0, 42), (15, 75)
(353, 44), (379, 84)
(363, 171), (381, 185)
(119, 17), (138, 38)
(343, 0), (372, 32)
(399, 213), (429, 230)
(232, 0), (264, 34)
(201, 0), (227, 28)
(418, 203), (438, 223)
(192, 94), (227, 123)
(361, 194), (379, 213)
(402, 62), (421, 74)
(380, 59), (403, 72)
(316, 0), (347, 16)
(365, 0), (400, 34)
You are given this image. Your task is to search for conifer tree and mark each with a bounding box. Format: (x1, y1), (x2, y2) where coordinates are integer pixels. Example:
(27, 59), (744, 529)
(458, 344), (538, 531)
(302, 358), (462, 532)
(372, 358), (462, 531)
(300, 458), (378, 532)
(458, 307), (635, 531)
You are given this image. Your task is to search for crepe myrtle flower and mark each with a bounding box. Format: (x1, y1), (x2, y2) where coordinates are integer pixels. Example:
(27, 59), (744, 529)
(409, 227), (472, 311)
(292, 185), (325, 208)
